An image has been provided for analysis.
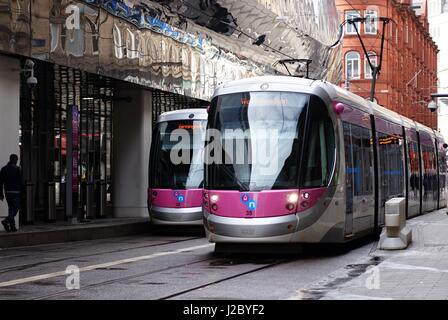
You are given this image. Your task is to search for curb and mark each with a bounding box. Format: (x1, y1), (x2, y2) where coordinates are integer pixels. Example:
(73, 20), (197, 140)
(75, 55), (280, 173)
(0, 221), (151, 249)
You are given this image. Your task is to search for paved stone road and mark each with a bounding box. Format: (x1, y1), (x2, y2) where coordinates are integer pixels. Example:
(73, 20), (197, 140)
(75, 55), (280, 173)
(1, 210), (447, 300)
(294, 209), (448, 300)
(0, 230), (373, 300)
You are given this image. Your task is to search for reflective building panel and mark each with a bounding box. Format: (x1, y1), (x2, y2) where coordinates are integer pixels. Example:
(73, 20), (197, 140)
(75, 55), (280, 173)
(1, 0), (342, 101)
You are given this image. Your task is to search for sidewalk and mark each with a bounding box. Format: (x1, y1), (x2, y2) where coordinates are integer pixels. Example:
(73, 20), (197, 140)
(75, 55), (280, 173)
(295, 208), (448, 300)
(0, 217), (151, 249)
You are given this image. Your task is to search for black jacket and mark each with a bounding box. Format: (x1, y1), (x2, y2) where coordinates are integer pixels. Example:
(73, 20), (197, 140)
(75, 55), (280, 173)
(0, 163), (23, 197)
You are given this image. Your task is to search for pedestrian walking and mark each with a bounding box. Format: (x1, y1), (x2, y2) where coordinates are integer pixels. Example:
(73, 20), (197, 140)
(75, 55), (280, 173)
(0, 154), (23, 232)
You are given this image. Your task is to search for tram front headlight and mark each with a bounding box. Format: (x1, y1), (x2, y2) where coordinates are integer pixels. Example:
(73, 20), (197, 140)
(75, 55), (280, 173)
(210, 195), (219, 202)
(287, 193), (299, 204)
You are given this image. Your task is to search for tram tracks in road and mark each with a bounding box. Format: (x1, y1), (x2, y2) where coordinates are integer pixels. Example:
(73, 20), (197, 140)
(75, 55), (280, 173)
(31, 255), (217, 300)
(31, 255), (290, 300)
(0, 236), (204, 275)
(1, 236), (379, 300)
(158, 259), (289, 300)
(156, 239), (381, 300)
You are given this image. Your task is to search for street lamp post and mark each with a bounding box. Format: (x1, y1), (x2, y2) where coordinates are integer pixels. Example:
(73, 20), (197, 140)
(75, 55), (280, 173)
(347, 17), (391, 102)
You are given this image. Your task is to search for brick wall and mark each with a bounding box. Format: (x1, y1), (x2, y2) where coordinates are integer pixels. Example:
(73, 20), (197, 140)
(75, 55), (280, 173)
(336, 0), (438, 128)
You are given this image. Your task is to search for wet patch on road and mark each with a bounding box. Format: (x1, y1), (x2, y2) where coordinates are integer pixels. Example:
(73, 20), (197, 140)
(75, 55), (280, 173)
(293, 255), (384, 300)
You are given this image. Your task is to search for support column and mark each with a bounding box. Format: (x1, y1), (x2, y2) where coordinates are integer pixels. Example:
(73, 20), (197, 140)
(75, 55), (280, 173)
(0, 55), (20, 228)
(113, 83), (152, 218)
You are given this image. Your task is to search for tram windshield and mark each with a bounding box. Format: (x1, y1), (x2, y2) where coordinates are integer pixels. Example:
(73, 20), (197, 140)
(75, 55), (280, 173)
(205, 92), (309, 191)
(150, 119), (206, 189)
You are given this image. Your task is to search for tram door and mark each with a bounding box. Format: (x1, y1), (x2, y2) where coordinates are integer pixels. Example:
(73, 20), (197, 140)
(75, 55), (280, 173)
(437, 139), (447, 209)
(420, 133), (438, 213)
(344, 122), (375, 235)
(343, 122), (354, 236)
(375, 118), (406, 227)
(405, 130), (421, 218)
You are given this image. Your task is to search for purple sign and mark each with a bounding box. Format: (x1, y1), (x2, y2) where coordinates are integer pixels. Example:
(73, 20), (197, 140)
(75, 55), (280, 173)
(72, 106), (80, 193)
(72, 106), (80, 149)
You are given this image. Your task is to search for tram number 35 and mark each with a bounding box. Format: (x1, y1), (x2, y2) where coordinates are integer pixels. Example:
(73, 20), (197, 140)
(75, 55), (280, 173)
(226, 304), (265, 316)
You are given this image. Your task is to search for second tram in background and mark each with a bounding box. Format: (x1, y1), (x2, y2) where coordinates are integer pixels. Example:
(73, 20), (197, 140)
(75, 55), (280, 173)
(148, 109), (207, 225)
(203, 76), (447, 246)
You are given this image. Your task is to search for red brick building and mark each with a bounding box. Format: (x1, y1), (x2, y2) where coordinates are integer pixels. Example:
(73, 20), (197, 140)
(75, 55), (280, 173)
(336, 0), (438, 128)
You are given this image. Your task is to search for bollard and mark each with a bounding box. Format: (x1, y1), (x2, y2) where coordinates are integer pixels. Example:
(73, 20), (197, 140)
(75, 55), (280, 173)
(98, 181), (107, 218)
(379, 197), (412, 250)
(25, 182), (34, 224)
(86, 182), (94, 219)
(47, 182), (56, 222)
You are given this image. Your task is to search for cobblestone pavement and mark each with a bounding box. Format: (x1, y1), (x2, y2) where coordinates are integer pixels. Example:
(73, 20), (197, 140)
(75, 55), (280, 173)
(293, 209), (448, 300)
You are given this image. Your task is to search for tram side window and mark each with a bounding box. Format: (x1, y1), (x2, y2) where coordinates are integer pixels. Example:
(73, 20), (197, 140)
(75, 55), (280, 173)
(301, 96), (335, 188)
(362, 127), (374, 194)
(422, 144), (437, 197)
(149, 126), (161, 187)
(351, 125), (364, 195)
(431, 146), (437, 194)
(343, 122), (353, 193)
(343, 122), (373, 196)
(408, 140), (420, 193)
(439, 148), (447, 190)
(378, 132), (405, 198)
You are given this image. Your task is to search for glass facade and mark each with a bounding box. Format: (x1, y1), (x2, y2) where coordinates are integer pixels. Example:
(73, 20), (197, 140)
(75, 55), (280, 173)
(18, 59), (207, 223)
(1, 0), (342, 223)
(0, 0), (342, 102)
(19, 61), (114, 222)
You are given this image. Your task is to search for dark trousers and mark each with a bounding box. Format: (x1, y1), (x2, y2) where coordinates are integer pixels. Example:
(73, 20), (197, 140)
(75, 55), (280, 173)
(4, 193), (20, 227)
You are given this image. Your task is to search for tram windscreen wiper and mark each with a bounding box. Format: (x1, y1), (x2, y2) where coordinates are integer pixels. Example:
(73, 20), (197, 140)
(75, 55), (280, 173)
(214, 163), (250, 191)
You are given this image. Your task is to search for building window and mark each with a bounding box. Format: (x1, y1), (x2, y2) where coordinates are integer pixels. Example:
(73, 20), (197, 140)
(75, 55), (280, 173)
(346, 51), (361, 79)
(429, 0), (441, 16)
(405, 25), (409, 44)
(345, 10), (361, 34)
(364, 10), (378, 34)
(365, 52), (378, 79)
